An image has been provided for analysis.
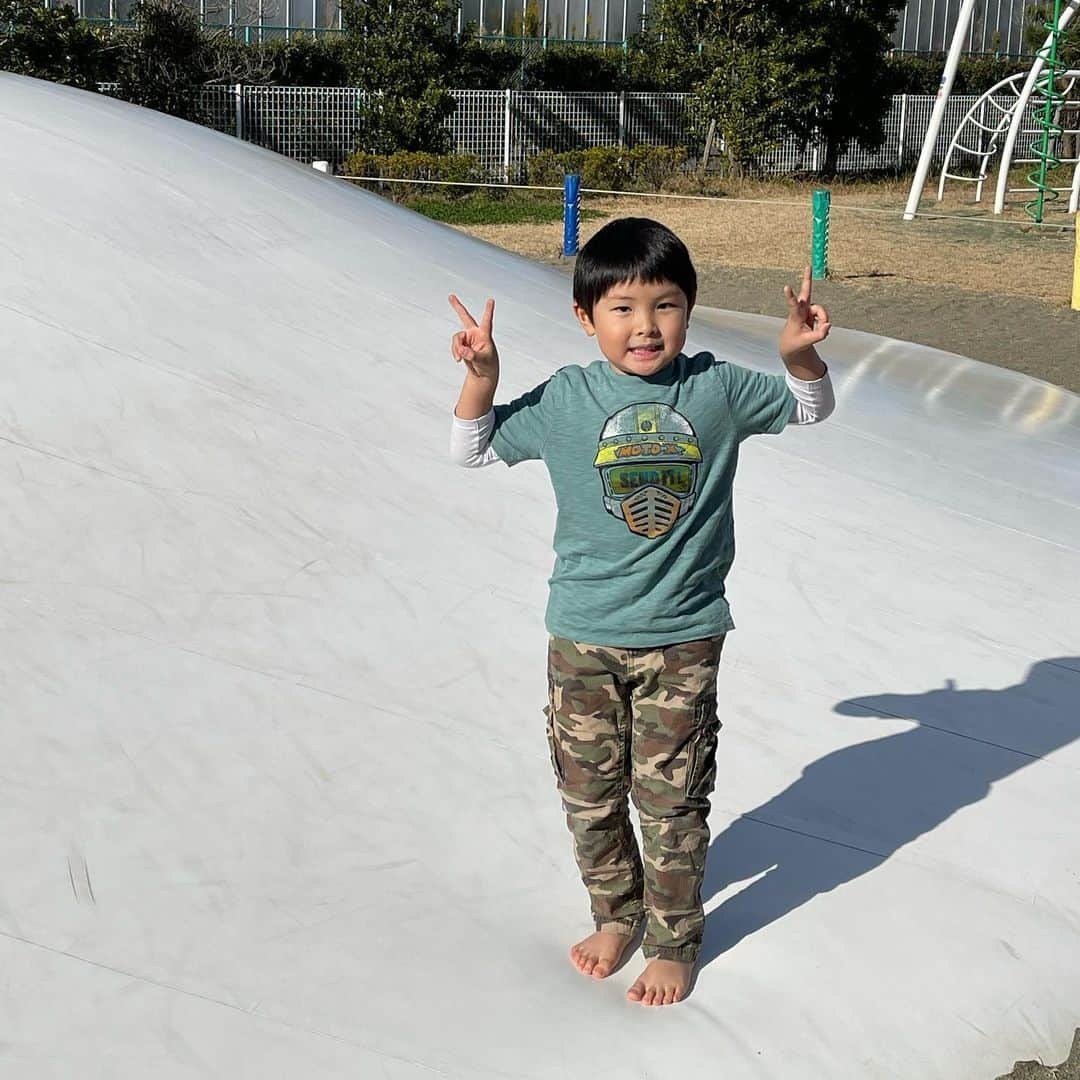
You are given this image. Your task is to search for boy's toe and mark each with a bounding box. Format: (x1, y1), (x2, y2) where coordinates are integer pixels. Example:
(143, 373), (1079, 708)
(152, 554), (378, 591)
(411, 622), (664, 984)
(626, 981), (644, 1002)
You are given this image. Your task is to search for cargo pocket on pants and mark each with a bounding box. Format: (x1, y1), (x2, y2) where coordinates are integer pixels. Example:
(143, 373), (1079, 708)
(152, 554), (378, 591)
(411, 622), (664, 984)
(685, 694), (720, 799)
(543, 702), (565, 784)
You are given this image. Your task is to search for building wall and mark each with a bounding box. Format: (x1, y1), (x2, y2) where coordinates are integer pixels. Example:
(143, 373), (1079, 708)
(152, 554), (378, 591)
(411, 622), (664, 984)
(46, 0), (1036, 55)
(457, 0), (649, 40)
(892, 0), (1033, 54)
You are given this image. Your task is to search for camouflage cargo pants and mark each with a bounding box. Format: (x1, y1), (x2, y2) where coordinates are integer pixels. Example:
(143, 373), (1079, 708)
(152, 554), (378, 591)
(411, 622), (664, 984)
(544, 633), (726, 962)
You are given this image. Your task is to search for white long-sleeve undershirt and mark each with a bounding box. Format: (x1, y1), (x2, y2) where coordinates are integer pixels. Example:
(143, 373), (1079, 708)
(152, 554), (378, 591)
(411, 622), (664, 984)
(450, 368), (835, 469)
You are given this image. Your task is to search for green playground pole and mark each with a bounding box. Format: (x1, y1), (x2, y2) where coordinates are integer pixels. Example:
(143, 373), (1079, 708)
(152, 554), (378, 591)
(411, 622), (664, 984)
(811, 189), (831, 280)
(1025, 0), (1065, 224)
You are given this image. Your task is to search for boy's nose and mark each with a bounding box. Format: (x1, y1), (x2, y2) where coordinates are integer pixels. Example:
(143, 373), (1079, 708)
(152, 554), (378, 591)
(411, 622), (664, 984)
(634, 310), (659, 335)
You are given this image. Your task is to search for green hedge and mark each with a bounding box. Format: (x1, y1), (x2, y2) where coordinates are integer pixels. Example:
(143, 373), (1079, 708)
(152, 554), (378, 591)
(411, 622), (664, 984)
(340, 150), (488, 200)
(339, 146), (689, 199)
(0, 3), (1045, 97)
(240, 42), (1037, 95)
(883, 53), (1029, 94)
(526, 146), (689, 191)
(254, 35), (351, 86)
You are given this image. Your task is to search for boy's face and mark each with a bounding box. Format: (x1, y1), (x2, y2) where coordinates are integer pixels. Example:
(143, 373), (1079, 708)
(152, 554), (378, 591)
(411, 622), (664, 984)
(574, 278), (691, 378)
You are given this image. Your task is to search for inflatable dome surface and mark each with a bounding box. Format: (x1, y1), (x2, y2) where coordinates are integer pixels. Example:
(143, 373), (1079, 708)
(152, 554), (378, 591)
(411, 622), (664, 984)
(2, 73), (1079, 1079)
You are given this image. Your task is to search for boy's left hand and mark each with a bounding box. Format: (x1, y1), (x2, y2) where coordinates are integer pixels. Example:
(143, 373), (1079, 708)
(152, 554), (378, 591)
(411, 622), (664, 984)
(779, 266), (831, 363)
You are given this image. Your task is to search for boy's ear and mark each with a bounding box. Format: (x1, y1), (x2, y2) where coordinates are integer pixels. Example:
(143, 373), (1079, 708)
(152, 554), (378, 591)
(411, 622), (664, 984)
(572, 302), (596, 337)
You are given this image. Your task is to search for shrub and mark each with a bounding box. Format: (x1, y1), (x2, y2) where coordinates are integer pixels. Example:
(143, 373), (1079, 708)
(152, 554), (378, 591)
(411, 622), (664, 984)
(255, 35), (350, 87)
(526, 145), (688, 191)
(624, 145), (688, 191)
(447, 36), (524, 90)
(525, 149), (569, 187)
(112, 0), (218, 122)
(883, 53), (1029, 95)
(520, 43), (626, 91)
(340, 0), (458, 153)
(341, 150), (487, 200)
(0, 0), (110, 88)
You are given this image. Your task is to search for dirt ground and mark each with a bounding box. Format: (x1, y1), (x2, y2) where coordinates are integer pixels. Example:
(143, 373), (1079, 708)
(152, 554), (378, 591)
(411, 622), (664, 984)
(454, 184), (1080, 394)
(998, 1030), (1080, 1080)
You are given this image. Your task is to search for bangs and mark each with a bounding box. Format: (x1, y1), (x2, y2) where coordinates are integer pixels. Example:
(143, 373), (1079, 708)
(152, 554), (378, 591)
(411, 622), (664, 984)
(573, 218), (697, 316)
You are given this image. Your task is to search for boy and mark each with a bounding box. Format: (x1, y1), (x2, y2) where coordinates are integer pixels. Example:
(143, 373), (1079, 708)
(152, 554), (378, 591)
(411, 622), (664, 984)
(447, 218), (834, 1007)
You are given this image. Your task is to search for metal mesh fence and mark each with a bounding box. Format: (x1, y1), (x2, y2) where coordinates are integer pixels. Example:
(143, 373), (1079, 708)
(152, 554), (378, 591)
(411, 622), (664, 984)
(239, 86), (363, 164)
(748, 95), (1026, 175)
(511, 91), (620, 175)
(199, 84), (240, 136)
(97, 82), (238, 135)
(455, 91), (695, 177)
(446, 91), (509, 174)
(625, 93), (693, 152)
(92, 87), (1051, 180)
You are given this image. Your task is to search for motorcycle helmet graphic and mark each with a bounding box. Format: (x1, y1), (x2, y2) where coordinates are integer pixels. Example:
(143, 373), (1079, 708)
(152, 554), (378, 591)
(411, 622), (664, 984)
(593, 403), (701, 538)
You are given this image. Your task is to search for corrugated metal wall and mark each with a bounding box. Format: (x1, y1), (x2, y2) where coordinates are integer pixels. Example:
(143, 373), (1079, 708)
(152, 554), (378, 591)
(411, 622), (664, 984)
(456, 0), (649, 41)
(891, 0), (1033, 54)
(47, 0), (1037, 55)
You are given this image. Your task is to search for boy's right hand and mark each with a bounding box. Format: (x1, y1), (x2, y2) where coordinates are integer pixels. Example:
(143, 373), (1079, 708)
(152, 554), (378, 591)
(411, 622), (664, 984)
(449, 295), (499, 382)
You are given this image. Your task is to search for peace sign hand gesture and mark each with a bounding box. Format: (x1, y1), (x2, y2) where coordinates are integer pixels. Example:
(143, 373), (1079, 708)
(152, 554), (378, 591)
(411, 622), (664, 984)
(779, 266), (831, 364)
(448, 294), (499, 382)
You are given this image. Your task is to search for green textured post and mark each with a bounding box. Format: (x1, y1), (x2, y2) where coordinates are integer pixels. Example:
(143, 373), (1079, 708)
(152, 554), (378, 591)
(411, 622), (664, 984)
(811, 189), (831, 280)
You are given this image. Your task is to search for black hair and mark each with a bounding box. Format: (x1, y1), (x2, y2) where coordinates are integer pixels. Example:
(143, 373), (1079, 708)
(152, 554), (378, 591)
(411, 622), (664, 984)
(572, 217), (697, 318)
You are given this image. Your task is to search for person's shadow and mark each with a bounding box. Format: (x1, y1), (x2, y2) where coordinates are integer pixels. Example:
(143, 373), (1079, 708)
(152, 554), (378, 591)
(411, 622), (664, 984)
(698, 657), (1080, 968)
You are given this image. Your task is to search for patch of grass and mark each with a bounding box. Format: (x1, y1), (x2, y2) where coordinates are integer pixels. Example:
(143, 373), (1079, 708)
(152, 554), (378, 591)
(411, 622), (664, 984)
(406, 193), (603, 226)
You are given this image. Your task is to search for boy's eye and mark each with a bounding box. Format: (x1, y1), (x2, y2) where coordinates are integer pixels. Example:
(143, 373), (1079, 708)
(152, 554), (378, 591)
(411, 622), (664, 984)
(612, 306), (631, 313)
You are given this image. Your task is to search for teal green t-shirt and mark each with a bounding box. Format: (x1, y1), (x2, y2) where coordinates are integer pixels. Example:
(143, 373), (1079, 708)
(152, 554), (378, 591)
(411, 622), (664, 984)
(490, 352), (795, 647)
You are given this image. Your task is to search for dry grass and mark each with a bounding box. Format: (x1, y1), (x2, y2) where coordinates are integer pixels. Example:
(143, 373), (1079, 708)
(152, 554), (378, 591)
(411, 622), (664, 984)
(453, 177), (1078, 306)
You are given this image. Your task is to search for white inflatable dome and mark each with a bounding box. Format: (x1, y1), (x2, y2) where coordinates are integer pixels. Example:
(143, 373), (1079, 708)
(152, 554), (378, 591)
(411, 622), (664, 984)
(2, 73), (1079, 1079)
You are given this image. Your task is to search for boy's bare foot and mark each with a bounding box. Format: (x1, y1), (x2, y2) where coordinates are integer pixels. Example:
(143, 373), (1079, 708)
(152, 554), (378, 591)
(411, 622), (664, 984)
(569, 929), (637, 979)
(626, 958), (693, 1006)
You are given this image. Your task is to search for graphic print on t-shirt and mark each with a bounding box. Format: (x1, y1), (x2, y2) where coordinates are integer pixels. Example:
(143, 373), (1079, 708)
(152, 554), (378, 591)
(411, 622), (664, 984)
(592, 402), (703, 539)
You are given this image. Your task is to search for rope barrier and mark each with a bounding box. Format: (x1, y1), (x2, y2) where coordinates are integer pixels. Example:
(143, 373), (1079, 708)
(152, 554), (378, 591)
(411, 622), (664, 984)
(335, 173), (1077, 232)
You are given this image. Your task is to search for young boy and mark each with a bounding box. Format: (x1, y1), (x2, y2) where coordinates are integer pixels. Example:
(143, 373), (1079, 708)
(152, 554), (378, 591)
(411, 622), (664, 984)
(447, 218), (835, 1007)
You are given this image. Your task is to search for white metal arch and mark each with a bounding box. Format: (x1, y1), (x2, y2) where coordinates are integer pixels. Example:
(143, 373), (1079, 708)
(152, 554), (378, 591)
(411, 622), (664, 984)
(937, 69), (1080, 206)
(904, 0), (1080, 219)
(936, 72), (1030, 203)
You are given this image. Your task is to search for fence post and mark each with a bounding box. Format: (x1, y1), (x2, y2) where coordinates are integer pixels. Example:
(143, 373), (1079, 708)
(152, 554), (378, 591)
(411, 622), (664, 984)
(234, 84), (243, 140)
(898, 94), (908, 171)
(563, 174), (581, 257)
(503, 88), (512, 183)
(811, 189), (830, 280)
(618, 91), (626, 147)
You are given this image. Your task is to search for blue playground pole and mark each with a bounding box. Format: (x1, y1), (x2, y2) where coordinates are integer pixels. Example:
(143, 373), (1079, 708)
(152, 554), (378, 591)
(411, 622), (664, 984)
(563, 174), (581, 257)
